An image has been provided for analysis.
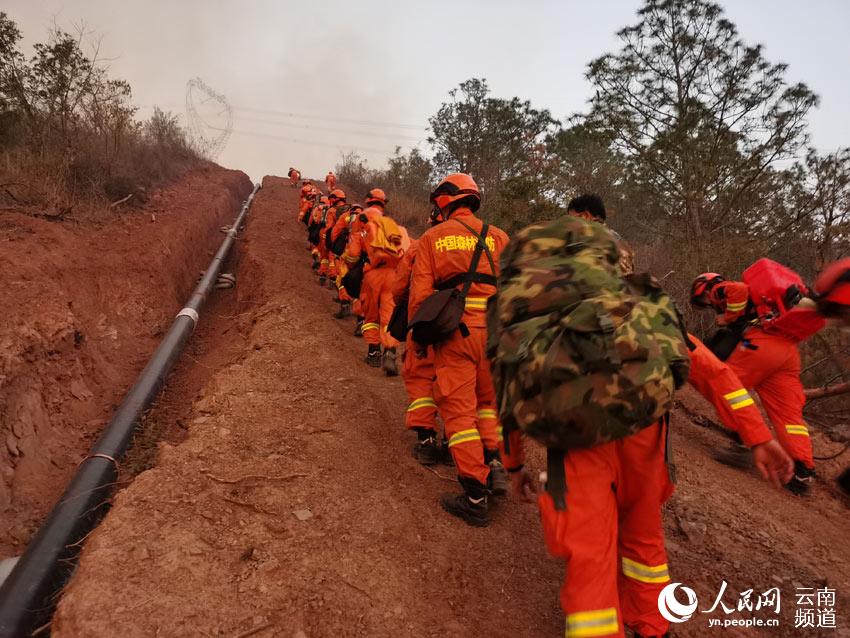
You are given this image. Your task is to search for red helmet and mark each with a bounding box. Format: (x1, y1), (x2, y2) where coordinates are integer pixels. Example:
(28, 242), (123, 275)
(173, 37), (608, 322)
(319, 196), (329, 205)
(430, 173), (480, 213)
(329, 189), (346, 202)
(690, 273), (724, 307)
(365, 188), (387, 206)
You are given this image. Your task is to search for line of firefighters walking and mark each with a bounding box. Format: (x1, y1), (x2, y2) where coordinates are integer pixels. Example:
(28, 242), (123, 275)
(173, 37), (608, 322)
(290, 167), (850, 638)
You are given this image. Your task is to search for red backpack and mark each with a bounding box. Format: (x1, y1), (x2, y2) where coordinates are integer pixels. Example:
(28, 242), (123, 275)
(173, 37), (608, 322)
(742, 258), (825, 341)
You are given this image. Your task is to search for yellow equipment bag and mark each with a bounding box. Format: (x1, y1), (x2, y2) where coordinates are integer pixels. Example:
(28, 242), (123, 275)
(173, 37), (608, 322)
(370, 215), (403, 255)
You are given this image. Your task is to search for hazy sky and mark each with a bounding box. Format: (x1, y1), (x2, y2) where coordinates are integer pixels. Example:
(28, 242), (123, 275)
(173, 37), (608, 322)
(7, 0), (850, 181)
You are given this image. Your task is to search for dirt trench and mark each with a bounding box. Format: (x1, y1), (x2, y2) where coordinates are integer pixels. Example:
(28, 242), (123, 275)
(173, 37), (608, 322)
(53, 176), (849, 637)
(0, 164), (253, 556)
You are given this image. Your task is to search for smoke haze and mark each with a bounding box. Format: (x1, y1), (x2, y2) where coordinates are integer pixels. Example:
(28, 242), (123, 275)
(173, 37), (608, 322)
(7, 0), (850, 181)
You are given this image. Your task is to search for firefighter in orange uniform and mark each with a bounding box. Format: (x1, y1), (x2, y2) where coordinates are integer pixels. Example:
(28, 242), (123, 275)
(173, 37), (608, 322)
(339, 201), (376, 337)
(298, 184), (317, 226)
(331, 204), (363, 319)
(811, 258), (850, 495)
(392, 208), (446, 464)
(502, 335), (793, 638)
(308, 195), (330, 270)
(317, 189), (347, 286)
(691, 274), (816, 494)
(814, 258), (850, 324)
(408, 174), (509, 526)
(288, 167), (300, 187)
(349, 189), (402, 373)
(325, 171), (337, 191)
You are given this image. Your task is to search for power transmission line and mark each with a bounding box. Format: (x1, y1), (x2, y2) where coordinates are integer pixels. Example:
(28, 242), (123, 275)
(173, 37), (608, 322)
(140, 102), (429, 133)
(216, 126), (421, 155)
(231, 104), (427, 131)
(233, 114), (424, 142)
(184, 78), (233, 160)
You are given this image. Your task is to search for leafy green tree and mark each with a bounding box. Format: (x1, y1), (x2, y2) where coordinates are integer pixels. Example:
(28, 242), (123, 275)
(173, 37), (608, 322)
(585, 0), (818, 249)
(427, 78), (556, 228)
(384, 146), (433, 201)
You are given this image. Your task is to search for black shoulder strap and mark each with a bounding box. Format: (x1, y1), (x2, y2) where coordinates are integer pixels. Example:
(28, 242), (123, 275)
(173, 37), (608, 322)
(460, 222), (488, 300)
(451, 220), (497, 300)
(455, 219), (497, 278)
(546, 448), (567, 511)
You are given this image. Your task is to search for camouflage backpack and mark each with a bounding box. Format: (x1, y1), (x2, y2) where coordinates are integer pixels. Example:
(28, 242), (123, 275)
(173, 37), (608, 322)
(487, 215), (690, 453)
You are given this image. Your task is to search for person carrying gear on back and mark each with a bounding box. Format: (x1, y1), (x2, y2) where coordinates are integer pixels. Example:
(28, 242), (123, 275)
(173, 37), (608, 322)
(566, 194), (635, 275)
(408, 173), (510, 526)
(348, 188), (406, 373)
(490, 211), (692, 638)
(690, 267), (821, 495)
(298, 186), (318, 241)
(325, 171), (337, 191)
(307, 195), (330, 270)
(330, 204), (363, 320)
(317, 189), (348, 287)
(391, 207), (447, 465)
(339, 202), (375, 337)
(288, 167), (300, 188)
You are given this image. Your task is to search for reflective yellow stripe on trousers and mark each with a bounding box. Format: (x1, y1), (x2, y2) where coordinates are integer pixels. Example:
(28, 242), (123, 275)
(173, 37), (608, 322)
(477, 409), (497, 420)
(621, 557), (670, 584)
(407, 397), (437, 412)
(361, 322), (380, 333)
(448, 429), (481, 448)
(565, 608), (619, 638)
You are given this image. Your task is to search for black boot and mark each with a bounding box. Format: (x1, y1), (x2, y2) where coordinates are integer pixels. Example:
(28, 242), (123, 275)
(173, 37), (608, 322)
(440, 477), (490, 527)
(365, 344), (382, 368)
(382, 348), (399, 376)
(484, 449), (508, 497)
(318, 274), (327, 286)
(412, 429), (439, 465)
(353, 317), (364, 337)
(786, 460), (815, 496)
(437, 439), (455, 466)
(311, 257), (320, 270)
(333, 302), (351, 319)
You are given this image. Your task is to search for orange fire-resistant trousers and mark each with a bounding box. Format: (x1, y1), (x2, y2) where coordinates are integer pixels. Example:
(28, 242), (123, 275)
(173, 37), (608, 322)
(433, 327), (500, 485)
(725, 328), (814, 468)
(402, 335), (437, 432)
(317, 239), (338, 278)
(539, 422), (674, 638)
(361, 266), (400, 349)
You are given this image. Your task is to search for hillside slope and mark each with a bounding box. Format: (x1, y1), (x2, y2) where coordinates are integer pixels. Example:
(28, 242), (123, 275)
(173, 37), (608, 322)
(53, 176), (849, 637)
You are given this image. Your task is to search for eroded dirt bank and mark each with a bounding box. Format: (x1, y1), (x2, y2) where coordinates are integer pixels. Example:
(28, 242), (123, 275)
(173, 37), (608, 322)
(0, 165), (252, 556)
(53, 176), (848, 637)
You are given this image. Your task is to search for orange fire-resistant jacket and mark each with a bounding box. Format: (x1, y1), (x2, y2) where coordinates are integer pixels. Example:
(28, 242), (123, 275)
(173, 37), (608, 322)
(408, 208), (509, 330)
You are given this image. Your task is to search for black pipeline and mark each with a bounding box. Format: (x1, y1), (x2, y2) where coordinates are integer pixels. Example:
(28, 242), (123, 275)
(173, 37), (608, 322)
(0, 182), (261, 637)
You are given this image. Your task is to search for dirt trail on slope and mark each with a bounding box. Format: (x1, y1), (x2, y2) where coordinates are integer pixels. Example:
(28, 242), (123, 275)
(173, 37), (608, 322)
(53, 176), (849, 637)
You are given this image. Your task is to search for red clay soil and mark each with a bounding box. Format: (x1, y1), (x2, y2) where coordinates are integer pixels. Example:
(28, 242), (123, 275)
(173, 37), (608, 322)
(52, 176), (849, 637)
(0, 165), (252, 557)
